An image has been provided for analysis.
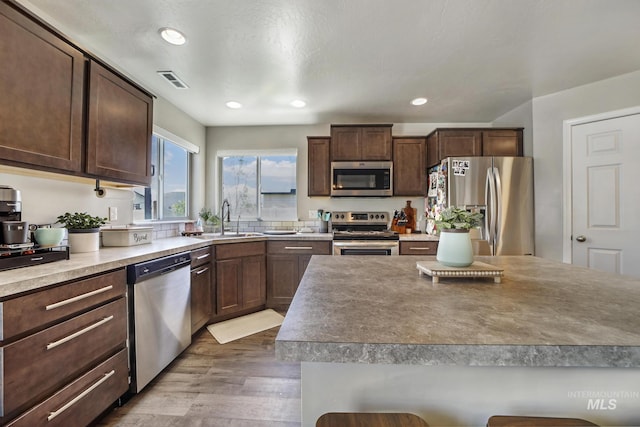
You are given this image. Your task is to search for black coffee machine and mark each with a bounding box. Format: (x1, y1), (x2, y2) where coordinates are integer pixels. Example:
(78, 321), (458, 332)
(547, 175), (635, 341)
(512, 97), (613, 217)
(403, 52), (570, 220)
(0, 185), (23, 245)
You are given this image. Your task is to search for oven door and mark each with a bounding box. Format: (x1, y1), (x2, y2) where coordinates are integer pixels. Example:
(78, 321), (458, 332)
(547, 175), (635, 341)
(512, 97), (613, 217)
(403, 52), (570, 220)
(333, 240), (399, 256)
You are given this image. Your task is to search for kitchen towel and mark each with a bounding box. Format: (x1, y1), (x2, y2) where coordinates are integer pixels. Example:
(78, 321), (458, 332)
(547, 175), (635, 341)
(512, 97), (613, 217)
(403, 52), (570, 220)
(206, 309), (284, 344)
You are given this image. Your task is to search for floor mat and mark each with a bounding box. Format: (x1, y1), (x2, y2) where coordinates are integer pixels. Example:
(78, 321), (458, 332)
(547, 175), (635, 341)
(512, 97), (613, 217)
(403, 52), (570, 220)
(206, 309), (284, 344)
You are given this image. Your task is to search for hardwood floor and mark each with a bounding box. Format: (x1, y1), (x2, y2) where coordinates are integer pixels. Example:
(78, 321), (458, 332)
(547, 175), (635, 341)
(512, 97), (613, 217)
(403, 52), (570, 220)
(96, 326), (301, 426)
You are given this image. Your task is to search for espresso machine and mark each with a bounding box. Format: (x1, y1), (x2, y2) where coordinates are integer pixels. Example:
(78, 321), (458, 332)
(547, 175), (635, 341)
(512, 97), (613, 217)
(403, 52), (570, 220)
(0, 185), (24, 246)
(0, 185), (69, 271)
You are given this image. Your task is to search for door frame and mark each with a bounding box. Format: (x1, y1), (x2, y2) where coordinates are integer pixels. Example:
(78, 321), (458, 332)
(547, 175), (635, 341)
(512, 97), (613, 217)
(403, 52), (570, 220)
(561, 105), (640, 263)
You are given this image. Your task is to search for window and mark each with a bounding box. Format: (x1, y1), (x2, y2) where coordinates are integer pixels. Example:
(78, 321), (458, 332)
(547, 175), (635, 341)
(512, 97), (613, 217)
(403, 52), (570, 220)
(220, 151), (297, 220)
(133, 132), (190, 221)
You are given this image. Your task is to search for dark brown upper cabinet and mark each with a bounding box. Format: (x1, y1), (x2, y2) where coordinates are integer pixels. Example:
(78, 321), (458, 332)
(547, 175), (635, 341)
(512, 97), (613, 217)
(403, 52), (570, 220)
(0, 2), (84, 174)
(330, 124), (392, 161)
(307, 136), (331, 196)
(393, 136), (426, 196)
(86, 60), (153, 186)
(0, 3), (153, 186)
(426, 128), (523, 167)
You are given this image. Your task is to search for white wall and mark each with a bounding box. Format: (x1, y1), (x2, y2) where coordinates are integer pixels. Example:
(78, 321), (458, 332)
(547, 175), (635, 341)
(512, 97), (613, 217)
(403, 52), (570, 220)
(1, 96), (206, 226)
(492, 100), (534, 157)
(531, 69), (640, 261)
(206, 122), (492, 226)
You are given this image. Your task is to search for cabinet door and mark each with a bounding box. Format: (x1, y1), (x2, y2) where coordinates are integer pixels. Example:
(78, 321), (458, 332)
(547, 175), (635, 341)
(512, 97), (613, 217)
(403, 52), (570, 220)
(482, 129), (523, 156)
(426, 132), (439, 167)
(438, 130), (482, 159)
(86, 60), (153, 186)
(191, 263), (212, 334)
(393, 137), (426, 196)
(242, 255), (266, 309)
(308, 137), (331, 196)
(330, 126), (360, 160)
(361, 126), (392, 160)
(216, 258), (242, 316)
(0, 3), (83, 173)
(267, 254), (299, 308)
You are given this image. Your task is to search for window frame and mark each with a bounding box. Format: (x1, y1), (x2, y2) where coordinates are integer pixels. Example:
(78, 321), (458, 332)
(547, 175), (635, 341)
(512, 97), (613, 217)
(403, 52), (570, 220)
(133, 128), (193, 222)
(218, 149), (298, 221)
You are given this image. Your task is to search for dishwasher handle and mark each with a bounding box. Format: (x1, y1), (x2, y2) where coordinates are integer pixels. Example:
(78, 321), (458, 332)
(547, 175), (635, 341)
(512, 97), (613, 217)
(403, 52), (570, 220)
(127, 252), (191, 284)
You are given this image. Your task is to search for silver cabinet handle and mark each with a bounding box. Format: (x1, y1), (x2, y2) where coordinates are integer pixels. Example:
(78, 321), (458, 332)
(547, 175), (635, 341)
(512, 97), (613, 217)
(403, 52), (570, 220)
(196, 253), (210, 260)
(46, 285), (114, 311)
(195, 267), (209, 275)
(30, 256), (45, 261)
(284, 246), (313, 250)
(48, 370), (115, 421)
(575, 235), (587, 242)
(409, 247), (433, 250)
(46, 316), (114, 350)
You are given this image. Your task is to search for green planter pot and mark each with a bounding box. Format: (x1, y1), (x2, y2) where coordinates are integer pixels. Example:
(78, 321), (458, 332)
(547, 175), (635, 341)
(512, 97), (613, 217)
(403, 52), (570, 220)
(436, 229), (473, 267)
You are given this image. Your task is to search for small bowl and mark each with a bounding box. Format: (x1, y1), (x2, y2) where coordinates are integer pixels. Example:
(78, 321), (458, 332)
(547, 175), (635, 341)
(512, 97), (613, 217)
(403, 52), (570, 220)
(34, 227), (66, 247)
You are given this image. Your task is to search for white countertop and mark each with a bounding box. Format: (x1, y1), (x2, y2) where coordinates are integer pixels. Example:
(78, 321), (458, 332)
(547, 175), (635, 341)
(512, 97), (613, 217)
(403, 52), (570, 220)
(0, 232), (333, 298)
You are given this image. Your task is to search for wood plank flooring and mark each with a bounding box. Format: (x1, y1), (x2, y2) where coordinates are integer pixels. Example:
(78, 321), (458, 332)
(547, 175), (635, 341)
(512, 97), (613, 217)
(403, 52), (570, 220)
(96, 325), (301, 426)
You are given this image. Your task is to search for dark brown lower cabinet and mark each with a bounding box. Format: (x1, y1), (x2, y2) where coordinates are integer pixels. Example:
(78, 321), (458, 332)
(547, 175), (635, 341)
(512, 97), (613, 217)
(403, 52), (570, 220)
(399, 240), (439, 255)
(266, 240), (332, 310)
(190, 246), (214, 334)
(0, 269), (128, 426)
(215, 242), (266, 319)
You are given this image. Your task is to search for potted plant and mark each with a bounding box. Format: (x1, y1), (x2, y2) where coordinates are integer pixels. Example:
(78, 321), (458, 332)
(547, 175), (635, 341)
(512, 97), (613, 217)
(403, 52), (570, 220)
(198, 207), (220, 233)
(435, 207), (483, 267)
(57, 212), (107, 253)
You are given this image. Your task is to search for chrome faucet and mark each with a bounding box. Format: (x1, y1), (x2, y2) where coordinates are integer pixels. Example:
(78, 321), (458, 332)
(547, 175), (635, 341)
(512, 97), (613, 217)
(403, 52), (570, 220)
(220, 199), (231, 235)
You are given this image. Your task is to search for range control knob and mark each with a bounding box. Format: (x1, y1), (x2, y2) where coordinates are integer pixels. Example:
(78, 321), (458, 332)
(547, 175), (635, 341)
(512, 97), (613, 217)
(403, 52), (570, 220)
(380, 214), (385, 219)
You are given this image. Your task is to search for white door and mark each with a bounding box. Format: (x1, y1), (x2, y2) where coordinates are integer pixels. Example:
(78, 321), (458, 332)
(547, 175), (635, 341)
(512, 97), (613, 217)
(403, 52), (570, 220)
(571, 113), (640, 277)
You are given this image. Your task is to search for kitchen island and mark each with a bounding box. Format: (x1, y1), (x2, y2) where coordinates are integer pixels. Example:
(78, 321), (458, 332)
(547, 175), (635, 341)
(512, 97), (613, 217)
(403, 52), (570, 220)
(275, 256), (640, 427)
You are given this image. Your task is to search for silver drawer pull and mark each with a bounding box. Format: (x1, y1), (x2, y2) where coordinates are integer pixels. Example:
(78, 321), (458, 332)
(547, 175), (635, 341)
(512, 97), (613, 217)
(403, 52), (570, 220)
(30, 256), (45, 261)
(46, 316), (114, 350)
(47, 369), (115, 421)
(46, 285), (114, 311)
(196, 253), (210, 260)
(195, 267), (209, 275)
(409, 247), (432, 250)
(284, 246), (313, 250)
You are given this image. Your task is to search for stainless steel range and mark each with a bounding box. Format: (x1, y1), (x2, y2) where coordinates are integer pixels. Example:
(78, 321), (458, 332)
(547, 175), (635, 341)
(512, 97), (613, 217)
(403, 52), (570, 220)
(331, 211), (399, 255)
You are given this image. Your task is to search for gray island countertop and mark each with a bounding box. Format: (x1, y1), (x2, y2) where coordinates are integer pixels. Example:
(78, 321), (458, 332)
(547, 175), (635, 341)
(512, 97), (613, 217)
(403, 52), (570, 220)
(275, 255), (640, 368)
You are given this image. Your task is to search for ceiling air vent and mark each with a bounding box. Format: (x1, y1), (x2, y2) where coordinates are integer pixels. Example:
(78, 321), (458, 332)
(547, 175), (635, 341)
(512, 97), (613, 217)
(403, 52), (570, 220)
(157, 70), (189, 89)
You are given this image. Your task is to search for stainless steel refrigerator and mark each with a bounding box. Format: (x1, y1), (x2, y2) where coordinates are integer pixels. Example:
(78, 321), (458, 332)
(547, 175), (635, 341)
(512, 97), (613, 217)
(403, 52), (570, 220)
(431, 156), (534, 256)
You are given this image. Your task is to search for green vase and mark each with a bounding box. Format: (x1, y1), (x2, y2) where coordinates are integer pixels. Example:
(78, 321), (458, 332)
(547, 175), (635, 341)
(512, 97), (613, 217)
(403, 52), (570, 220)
(437, 229), (473, 267)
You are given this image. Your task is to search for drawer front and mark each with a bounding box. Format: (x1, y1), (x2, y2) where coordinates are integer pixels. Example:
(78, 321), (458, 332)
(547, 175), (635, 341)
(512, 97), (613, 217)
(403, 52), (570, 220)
(191, 245), (212, 268)
(267, 240), (332, 255)
(7, 348), (129, 427)
(1, 269), (126, 341)
(399, 241), (439, 255)
(216, 241), (265, 260)
(1, 298), (127, 418)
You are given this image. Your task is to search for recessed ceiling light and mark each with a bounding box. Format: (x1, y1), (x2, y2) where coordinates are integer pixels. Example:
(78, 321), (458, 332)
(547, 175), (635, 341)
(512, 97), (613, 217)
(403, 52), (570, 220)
(411, 97), (428, 106)
(225, 101), (243, 109)
(159, 27), (187, 46)
(290, 99), (306, 108)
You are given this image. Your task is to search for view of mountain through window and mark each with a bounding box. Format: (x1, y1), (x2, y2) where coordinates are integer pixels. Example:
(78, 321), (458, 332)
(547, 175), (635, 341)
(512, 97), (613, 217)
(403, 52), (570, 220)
(221, 153), (297, 220)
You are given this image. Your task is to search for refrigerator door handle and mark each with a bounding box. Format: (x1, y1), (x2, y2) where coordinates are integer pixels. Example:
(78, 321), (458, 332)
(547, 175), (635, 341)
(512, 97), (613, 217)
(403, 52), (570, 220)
(488, 167), (498, 253)
(493, 166), (502, 249)
(485, 168), (493, 242)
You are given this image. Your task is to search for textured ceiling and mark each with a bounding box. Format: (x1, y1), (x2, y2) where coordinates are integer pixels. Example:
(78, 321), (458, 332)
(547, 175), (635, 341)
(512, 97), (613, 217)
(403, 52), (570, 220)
(16, 0), (640, 126)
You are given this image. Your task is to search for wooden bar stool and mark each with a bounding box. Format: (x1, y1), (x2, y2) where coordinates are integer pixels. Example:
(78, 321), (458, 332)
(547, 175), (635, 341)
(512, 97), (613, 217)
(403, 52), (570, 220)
(316, 412), (429, 427)
(487, 415), (599, 427)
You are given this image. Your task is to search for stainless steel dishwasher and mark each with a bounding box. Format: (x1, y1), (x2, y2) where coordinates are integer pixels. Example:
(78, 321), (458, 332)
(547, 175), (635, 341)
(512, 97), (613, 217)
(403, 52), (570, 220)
(127, 251), (191, 393)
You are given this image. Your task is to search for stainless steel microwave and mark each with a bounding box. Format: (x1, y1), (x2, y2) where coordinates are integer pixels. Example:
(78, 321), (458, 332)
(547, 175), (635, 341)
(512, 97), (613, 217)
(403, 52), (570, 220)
(330, 161), (393, 197)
